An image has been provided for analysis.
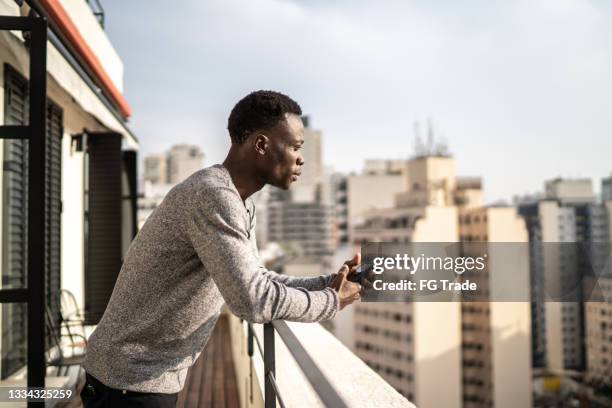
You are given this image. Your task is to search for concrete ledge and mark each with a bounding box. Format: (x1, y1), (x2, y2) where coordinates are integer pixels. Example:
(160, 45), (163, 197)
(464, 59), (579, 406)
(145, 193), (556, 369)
(229, 312), (414, 408)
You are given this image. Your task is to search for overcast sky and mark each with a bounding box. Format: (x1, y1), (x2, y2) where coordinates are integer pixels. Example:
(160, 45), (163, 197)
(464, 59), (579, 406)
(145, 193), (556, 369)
(104, 0), (612, 203)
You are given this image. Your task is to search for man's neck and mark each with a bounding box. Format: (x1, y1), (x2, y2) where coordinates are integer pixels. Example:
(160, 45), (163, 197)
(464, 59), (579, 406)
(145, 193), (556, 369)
(222, 155), (264, 202)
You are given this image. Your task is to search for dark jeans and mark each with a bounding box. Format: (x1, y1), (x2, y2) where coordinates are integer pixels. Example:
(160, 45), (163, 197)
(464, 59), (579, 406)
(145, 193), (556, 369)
(80, 372), (178, 408)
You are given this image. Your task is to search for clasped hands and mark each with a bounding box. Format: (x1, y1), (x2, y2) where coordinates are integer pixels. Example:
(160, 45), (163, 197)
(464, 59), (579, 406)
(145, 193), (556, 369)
(329, 253), (373, 310)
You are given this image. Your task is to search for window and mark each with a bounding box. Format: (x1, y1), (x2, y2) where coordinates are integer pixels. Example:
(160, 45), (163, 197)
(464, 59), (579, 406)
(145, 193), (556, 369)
(1, 64), (63, 378)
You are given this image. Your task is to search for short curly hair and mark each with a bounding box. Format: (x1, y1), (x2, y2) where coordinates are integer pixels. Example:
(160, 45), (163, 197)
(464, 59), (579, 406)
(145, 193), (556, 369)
(227, 90), (302, 144)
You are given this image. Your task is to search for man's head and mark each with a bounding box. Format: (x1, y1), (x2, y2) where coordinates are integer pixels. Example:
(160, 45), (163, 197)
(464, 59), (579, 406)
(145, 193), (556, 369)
(227, 90), (305, 190)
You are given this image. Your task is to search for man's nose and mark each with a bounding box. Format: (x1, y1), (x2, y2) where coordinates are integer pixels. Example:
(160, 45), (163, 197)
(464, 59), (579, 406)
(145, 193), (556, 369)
(297, 154), (305, 166)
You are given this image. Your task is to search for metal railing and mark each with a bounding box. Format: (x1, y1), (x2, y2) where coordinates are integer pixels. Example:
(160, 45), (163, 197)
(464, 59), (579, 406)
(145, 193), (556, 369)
(85, 0), (105, 28)
(247, 321), (348, 408)
(0, 14), (48, 408)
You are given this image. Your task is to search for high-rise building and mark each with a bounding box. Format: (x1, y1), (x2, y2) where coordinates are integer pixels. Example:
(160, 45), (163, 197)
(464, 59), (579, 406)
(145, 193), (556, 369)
(331, 173), (349, 246)
(545, 178), (594, 204)
(166, 144), (205, 184)
(352, 155), (461, 405)
(585, 276), (612, 391)
(583, 199), (612, 395)
(518, 178), (607, 374)
(602, 173), (612, 202)
(351, 154), (532, 407)
(363, 159), (406, 175)
(143, 144), (204, 186)
(458, 206), (532, 408)
(139, 145), (204, 227)
(143, 154), (167, 184)
(263, 117), (335, 275)
(346, 170), (406, 242)
(267, 200), (334, 259)
(291, 116), (323, 203)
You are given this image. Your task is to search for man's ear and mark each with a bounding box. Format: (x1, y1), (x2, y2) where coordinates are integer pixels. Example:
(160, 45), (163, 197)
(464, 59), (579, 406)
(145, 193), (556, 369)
(253, 134), (268, 156)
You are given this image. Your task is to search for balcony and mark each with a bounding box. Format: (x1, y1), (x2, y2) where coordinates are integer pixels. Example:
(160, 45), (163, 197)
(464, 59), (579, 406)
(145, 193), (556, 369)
(59, 311), (414, 407)
(226, 312), (414, 407)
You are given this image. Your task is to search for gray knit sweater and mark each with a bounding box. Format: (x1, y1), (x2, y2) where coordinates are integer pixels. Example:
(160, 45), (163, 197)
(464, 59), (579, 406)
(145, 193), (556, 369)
(83, 164), (339, 393)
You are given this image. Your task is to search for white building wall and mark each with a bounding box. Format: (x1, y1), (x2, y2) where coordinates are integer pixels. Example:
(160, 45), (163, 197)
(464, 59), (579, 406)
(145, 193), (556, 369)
(61, 137), (86, 307)
(412, 206), (462, 408)
(57, 0), (125, 92)
(487, 208), (532, 408)
(0, 0), (134, 310)
(538, 201), (564, 372)
(347, 174), (406, 242)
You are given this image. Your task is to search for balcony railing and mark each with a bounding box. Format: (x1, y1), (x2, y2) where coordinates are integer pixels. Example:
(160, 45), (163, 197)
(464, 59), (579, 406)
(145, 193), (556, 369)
(228, 313), (414, 408)
(247, 321), (347, 408)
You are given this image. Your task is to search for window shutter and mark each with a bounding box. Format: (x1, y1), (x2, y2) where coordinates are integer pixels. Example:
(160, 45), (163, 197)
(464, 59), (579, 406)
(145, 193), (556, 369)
(84, 132), (122, 325)
(45, 100), (63, 336)
(1, 65), (63, 377)
(1, 65), (29, 379)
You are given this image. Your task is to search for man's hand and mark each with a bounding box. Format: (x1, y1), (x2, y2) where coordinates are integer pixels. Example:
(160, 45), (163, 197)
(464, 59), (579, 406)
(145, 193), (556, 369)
(344, 253), (361, 276)
(329, 253), (362, 310)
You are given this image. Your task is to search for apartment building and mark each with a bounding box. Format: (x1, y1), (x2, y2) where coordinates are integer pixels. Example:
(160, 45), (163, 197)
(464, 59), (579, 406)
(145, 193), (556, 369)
(602, 173), (612, 202)
(267, 200), (335, 259)
(458, 206), (532, 407)
(585, 276), (612, 391)
(166, 144), (204, 184)
(518, 178), (611, 374)
(352, 153), (532, 407)
(291, 115), (323, 203)
(264, 117), (336, 275)
(329, 160), (407, 248)
(143, 154), (167, 184)
(0, 0), (138, 383)
(352, 154), (461, 406)
(585, 184), (612, 393)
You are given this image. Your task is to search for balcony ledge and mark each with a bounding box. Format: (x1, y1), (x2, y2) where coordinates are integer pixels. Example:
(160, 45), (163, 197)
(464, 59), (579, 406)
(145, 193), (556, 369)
(229, 313), (415, 407)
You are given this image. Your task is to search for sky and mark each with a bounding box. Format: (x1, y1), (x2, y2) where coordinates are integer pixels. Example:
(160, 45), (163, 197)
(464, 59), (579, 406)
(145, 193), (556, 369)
(103, 0), (612, 203)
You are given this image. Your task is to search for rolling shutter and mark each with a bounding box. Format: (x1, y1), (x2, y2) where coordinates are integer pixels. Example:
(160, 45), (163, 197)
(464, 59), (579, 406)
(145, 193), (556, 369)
(45, 100), (63, 337)
(1, 65), (29, 379)
(84, 132), (122, 325)
(1, 65), (63, 378)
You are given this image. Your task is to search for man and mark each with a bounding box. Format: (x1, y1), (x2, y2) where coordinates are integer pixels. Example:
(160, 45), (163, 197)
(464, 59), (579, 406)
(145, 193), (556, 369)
(81, 90), (362, 407)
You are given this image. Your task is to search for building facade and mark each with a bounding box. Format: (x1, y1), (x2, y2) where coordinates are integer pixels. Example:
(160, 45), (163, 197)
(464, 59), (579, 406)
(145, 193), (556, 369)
(166, 144), (204, 184)
(264, 117), (336, 275)
(143, 154), (167, 184)
(0, 0), (138, 382)
(518, 179), (611, 375)
(351, 154), (532, 407)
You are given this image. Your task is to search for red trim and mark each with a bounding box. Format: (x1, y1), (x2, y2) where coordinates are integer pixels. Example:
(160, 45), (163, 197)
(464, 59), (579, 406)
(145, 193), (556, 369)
(39, 0), (132, 118)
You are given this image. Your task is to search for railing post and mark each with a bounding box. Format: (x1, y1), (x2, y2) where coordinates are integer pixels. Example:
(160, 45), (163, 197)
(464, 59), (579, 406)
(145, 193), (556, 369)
(246, 323), (254, 404)
(264, 323), (276, 408)
(28, 17), (48, 401)
(247, 323), (254, 357)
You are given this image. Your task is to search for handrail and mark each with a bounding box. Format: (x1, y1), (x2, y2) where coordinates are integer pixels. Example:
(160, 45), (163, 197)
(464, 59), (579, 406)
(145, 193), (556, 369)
(247, 321), (348, 408)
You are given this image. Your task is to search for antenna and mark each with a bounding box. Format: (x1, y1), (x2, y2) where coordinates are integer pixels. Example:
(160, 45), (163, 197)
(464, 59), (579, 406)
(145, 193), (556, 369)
(414, 121), (424, 157)
(436, 133), (449, 156)
(426, 118), (434, 155)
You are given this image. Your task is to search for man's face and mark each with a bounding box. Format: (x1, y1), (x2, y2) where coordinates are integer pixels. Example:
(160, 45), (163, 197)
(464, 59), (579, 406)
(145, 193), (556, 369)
(258, 113), (305, 190)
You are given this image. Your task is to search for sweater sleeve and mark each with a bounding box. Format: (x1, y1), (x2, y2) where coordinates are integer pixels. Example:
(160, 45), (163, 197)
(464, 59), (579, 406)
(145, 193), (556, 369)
(257, 266), (337, 291)
(186, 186), (339, 324)
(247, 208), (337, 291)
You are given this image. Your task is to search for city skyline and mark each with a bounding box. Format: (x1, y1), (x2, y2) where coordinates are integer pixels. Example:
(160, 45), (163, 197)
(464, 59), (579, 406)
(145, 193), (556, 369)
(4, 1), (610, 405)
(104, 0), (612, 203)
